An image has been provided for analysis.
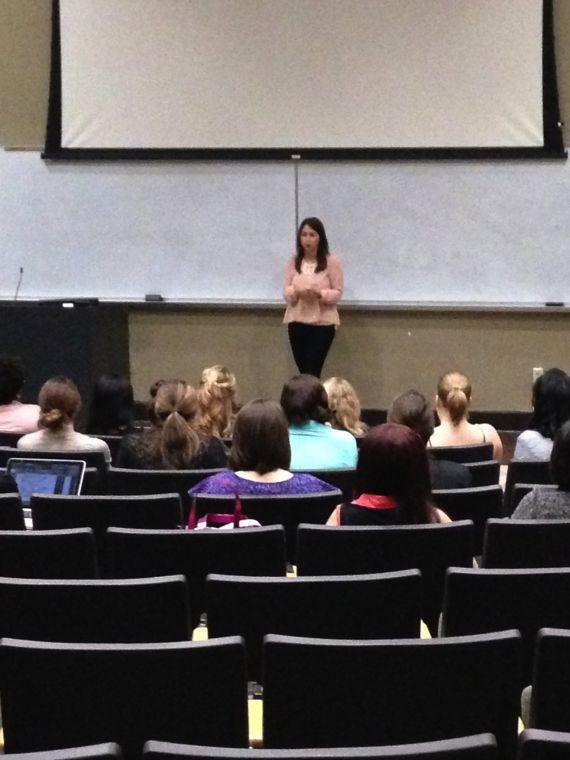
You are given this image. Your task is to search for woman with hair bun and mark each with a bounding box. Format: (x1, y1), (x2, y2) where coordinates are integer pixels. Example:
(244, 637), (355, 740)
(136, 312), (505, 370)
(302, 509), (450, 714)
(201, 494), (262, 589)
(116, 380), (227, 469)
(323, 377), (367, 436)
(429, 371), (502, 460)
(17, 376), (111, 462)
(197, 365), (238, 438)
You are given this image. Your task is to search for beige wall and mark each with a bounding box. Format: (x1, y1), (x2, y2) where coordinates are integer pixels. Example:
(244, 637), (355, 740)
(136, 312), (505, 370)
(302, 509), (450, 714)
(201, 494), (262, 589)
(129, 308), (570, 412)
(3, 2), (570, 412)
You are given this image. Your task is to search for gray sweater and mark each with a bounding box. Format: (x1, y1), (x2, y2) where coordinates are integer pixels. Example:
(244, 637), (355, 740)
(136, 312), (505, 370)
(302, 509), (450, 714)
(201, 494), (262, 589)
(512, 487), (570, 519)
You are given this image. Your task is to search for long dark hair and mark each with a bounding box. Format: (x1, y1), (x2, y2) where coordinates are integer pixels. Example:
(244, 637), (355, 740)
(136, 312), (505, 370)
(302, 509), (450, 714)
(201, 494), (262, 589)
(87, 373), (134, 435)
(294, 217), (330, 274)
(552, 420), (570, 490)
(356, 423), (438, 524)
(529, 368), (570, 440)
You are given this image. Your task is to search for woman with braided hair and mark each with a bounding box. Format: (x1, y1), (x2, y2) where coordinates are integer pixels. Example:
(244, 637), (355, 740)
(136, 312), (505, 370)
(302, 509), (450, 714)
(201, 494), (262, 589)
(428, 371), (502, 461)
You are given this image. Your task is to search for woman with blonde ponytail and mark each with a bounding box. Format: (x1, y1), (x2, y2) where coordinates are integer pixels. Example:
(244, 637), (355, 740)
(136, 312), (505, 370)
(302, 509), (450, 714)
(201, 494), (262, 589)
(197, 365), (238, 438)
(429, 371), (502, 460)
(116, 380), (227, 469)
(18, 377), (111, 462)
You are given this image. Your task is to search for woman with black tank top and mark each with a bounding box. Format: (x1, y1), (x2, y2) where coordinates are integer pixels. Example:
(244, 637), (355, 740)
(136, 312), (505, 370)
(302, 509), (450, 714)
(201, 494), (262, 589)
(327, 423), (450, 526)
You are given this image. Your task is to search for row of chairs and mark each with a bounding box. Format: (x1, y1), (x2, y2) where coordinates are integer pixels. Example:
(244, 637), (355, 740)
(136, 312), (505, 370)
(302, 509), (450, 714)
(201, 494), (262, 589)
(2, 628), (570, 758)
(5, 730), (570, 760)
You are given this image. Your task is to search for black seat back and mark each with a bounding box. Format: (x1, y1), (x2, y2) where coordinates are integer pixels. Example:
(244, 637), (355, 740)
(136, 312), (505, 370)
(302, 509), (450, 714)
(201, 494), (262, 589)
(0, 493), (25, 530)
(530, 628), (570, 733)
(429, 444), (493, 463)
(465, 461), (500, 487)
(0, 528), (97, 578)
(107, 525), (286, 627)
(207, 570), (421, 682)
(483, 519), (570, 568)
(297, 521), (474, 636)
(432, 486), (503, 553)
(504, 461), (553, 516)
(296, 469), (356, 501)
(518, 728), (570, 760)
(2, 743), (122, 760)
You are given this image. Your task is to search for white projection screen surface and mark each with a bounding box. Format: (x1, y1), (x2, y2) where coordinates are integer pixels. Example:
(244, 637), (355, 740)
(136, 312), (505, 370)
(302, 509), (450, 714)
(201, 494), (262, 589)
(49, 0), (559, 157)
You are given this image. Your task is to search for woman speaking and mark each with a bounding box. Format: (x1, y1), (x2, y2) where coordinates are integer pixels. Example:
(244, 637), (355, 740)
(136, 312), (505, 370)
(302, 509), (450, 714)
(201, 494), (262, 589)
(283, 217), (343, 378)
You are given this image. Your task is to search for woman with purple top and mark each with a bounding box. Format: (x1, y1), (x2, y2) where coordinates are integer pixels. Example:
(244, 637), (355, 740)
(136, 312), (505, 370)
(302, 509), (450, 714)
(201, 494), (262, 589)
(189, 399), (336, 496)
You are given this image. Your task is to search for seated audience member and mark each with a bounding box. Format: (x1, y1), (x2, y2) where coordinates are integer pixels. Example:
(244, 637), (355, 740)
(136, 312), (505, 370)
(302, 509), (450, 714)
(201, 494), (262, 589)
(512, 421), (570, 519)
(281, 374), (358, 470)
(513, 368), (570, 461)
(323, 376), (368, 436)
(190, 399), (336, 495)
(18, 377), (111, 462)
(327, 423), (450, 526)
(0, 355), (40, 434)
(198, 365), (238, 438)
(429, 370), (503, 461)
(87, 373), (135, 436)
(388, 389), (472, 490)
(116, 380), (227, 469)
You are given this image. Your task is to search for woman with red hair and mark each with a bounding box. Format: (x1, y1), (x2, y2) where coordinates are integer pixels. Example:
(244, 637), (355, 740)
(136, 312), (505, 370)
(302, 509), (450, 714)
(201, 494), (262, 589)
(327, 423), (450, 526)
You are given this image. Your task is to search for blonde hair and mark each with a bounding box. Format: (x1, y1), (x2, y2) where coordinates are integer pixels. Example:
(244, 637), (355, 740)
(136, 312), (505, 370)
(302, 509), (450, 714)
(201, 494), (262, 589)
(437, 371), (472, 425)
(323, 377), (367, 436)
(38, 376), (81, 432)
(152, 380), (201, 468)
(198, 365), (237, 437)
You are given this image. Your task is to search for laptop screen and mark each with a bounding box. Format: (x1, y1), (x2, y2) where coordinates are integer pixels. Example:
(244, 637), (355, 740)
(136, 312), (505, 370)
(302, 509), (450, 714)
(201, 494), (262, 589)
(6, 458), (86, 506)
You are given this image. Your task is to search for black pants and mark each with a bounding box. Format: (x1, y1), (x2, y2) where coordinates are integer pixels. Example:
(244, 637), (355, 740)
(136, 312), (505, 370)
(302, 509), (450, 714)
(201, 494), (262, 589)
(288, 322), (335, 378)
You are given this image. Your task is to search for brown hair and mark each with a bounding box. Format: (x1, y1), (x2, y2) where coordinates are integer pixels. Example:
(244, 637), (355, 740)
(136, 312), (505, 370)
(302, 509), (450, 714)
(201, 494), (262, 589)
(280, 374), (330, 426)
(229, 399), (291, 474)
(198, 365), (237, 437)
(388, 390), (434, 445)
(151, 380), (202, 469)
(437, 371), (472, 425)
(323, 377), (367, 436)
(38, 376), (81, 432)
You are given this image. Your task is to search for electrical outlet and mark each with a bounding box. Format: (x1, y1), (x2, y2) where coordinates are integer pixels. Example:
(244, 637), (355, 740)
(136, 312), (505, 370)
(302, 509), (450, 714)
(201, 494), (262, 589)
(533, 367), (544, 383)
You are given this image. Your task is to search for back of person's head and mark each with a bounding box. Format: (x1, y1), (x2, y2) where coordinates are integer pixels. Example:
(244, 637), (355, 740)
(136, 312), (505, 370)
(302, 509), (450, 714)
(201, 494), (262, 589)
(530, 368), (570, 440)
(38, 376), (81, 432)
(87, 373), (134, 435)
(0, 355), (26, 405)
(388, 390), (434, 445)
(356, 423), (434, 523)
(229, 399), (291, 474)
(552, 420), (570, 490)
(280, 374), (330, 426)
(323, 377), (366, 436)
(198, 364), (237, 437)
(152, 380), (201, 468)
(437, 371), (472, 425)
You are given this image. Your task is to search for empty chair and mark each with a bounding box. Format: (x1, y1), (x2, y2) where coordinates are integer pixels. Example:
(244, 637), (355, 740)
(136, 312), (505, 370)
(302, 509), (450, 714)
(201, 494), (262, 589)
(483, 519), (570, 568)
(428, 443), (493, 463)
(464, 460), (500, 487)
(518, 728), (570, 759)
(107, 525), (286, 627)
(2, 744), (122, 760)
(144, 734), (498, 760)
(0, 528), (97, 578)
(296, 468), (356, 501)
(207, 570), (421, 682)
(0, 492), (25, 529)
(0, 575), (190, 643)
(263, 631), (521, 759)
(194, 490), (342, 560)
(504, 461), (553, 516)
(432, 486), (503, 553)
(529, 628), (570, 733)
(31, 493), (182, 563)
(108, 467), (224, 520)
(0, 636), (248, 758)
(441, 568), (570, 686)
(297, 521), (474, 636)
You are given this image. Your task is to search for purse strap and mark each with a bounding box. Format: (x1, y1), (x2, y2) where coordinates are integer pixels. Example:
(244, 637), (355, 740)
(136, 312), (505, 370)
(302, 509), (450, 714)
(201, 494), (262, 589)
(188, 492), (243, 530)
(188, 495), (198, 530)
(233, 492), (243, 528)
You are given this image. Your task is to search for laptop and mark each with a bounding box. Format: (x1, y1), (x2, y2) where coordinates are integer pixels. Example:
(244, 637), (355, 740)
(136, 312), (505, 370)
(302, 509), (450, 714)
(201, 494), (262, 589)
(6, 458), (86, 507)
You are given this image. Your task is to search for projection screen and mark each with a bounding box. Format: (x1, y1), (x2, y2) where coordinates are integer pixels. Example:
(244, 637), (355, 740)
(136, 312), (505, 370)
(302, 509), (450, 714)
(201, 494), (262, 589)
(45, 0), (564, 159)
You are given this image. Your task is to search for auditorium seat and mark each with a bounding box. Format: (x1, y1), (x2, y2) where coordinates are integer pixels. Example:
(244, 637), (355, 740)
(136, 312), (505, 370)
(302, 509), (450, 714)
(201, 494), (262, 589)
(0, 636), (248, 758)
(262, 631), (520, 758)
(207, 570), (421, 682)
(107, 525), (286, 627)
(0, 527), (98, 578)
(504, 461), (553, 516)
(0, 492), (25, 530)
(518, 728), (570, 760)
(295, 468), (356, 501)
(464, 460), (500, 487)
(432, 486), (503, 553)
(483, 519), (570, 568)
(296, 521), (474, 636)
(3, 744), (122, 760)
(428, 443), (493, 463)
(529, 628), (570, 733)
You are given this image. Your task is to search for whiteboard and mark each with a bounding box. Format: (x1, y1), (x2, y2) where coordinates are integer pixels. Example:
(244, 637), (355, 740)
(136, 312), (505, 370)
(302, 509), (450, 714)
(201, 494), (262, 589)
(1, 150), (569, 304)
